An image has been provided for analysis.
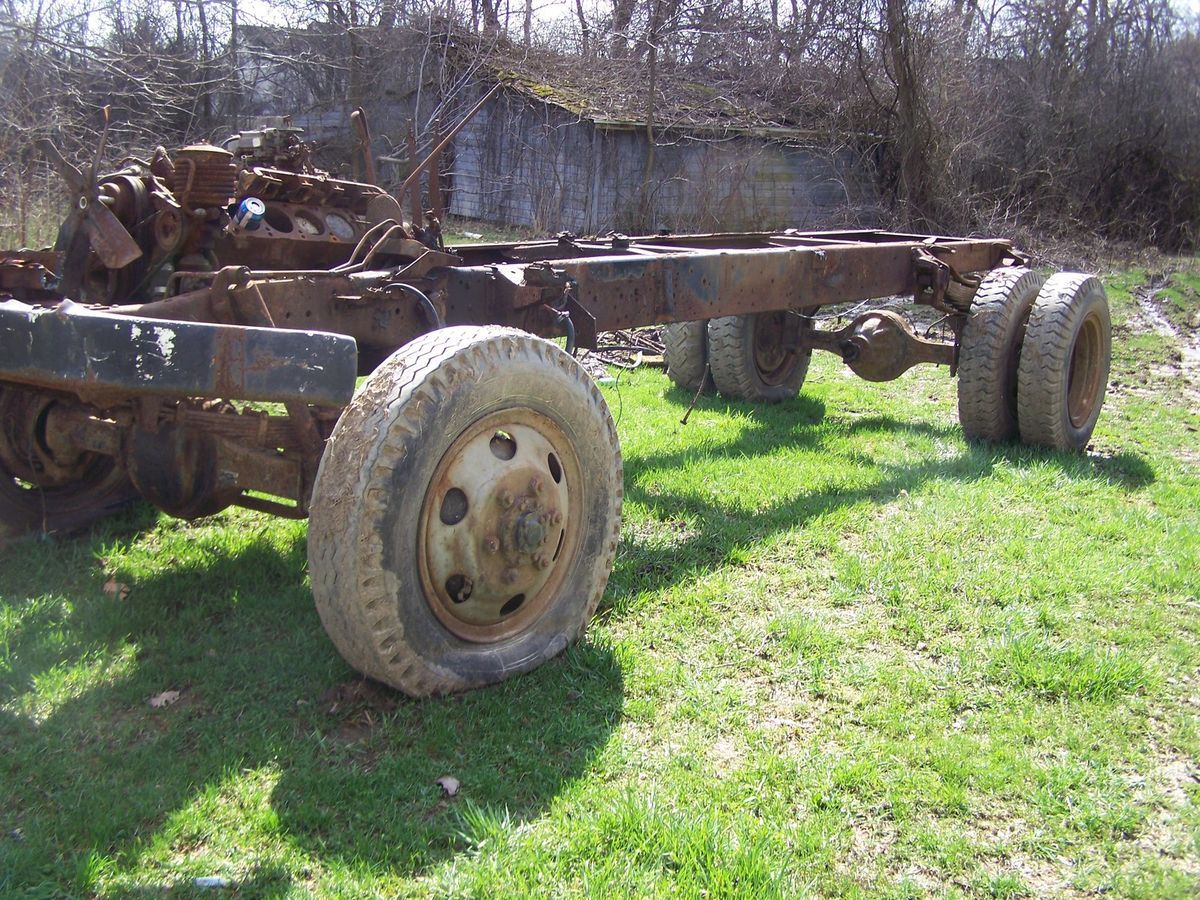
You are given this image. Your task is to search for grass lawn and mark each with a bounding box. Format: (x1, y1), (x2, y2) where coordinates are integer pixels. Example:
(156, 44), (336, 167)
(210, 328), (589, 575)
(1, 267), (1198, 897)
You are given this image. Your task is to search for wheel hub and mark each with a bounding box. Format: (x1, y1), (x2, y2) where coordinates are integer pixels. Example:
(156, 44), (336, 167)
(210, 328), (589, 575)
(1067, 312), (1104, 428)
(0, 389), (92, 489)
(753, 311), (790, 379)
(752, 310), (809, 385)
(418, 409), (578, 643)
(514, 511), (547, 553)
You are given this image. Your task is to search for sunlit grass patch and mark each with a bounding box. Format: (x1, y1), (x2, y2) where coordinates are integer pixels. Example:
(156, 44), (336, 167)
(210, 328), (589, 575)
(988, 631), (1152, 701)
(1, 268), (1198, 894)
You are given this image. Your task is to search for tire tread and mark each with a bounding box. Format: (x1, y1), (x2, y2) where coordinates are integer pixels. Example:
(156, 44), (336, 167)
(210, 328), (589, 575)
(1016, 274), (1111, 451)
(956, 267), (1045, 443)
(707, 313), (810, 402)
(308, 326), (622, 696)
(663, 320), (712, 392)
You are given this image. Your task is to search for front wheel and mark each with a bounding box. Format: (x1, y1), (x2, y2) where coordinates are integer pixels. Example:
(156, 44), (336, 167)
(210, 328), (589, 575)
(307, 326), (623, 696)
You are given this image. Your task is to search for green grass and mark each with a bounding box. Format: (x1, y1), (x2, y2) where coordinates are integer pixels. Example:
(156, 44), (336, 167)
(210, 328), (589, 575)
(2, 268), (1199, 896)
(442, 216), (540, 244)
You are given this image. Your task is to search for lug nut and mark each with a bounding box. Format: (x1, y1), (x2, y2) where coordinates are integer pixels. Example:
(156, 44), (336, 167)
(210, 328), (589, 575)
(484, 535), (499, 553)
(533, 553), (549, 569)
(498, 490), (514, 508)
(551, 510), (563, 525)
(529, 477), (543, 494)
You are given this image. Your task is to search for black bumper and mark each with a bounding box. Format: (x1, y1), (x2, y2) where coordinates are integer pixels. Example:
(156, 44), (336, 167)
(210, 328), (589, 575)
(0, 300), (358, 407)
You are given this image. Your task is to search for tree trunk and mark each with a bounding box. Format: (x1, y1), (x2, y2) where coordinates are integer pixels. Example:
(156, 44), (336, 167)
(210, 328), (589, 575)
(574, 0), (590, 55)
(884, 0), (934, 226)
(197, 0), (212, 125)
(611, 0), (636, 56)
(638, 42), (658, 230)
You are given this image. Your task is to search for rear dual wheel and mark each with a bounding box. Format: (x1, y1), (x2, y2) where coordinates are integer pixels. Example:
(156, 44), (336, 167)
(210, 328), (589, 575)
(957, 269), (1110, 451)
(708, 311), (813, 402)
(308, 326), (623, 697)
(663, 320), (713, 393)
(664, 312), (813, 403)
(1016, 274), (1111, 450)
(957, 267), (1045, 442)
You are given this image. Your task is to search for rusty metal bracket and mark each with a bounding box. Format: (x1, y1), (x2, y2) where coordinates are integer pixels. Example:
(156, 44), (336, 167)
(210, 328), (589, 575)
(383, 282), (444, 331)
(553, 274), (595, 352)
(912, 247), (982, 313)
(517, 264), (596, 353)
(1002, 246), (1031, 267)
(523, 261), (567, 289)
(210, 265), (252, 323)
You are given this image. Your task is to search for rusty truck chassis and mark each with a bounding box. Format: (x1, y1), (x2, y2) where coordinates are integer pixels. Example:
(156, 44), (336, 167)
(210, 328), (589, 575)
(0, 124), (1112, 695)
(0, 229), (1016, 519)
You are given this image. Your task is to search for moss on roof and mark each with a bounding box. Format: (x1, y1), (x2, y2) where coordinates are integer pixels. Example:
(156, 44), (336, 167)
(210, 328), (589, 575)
(451, 36), (805, 136)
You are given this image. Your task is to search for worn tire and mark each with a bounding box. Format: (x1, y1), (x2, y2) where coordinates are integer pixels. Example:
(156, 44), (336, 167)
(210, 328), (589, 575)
(0, 387), (136, 545)
(307, 326), (623, 696)
(956, 267), (1046, 443)
(663, 320), (714, 393)
(1016, 273), (1111, 451)
(707, 311), (811, 402)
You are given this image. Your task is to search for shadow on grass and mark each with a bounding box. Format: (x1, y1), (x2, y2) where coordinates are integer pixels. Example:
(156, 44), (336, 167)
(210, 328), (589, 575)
(610, 389), (1156, 607)
(0, 524), (622, 893)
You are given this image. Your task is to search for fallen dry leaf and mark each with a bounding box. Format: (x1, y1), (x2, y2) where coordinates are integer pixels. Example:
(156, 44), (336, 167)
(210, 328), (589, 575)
(148, 690), (181, 708)
(435, 775), (460, 797)
(102, 577), (131, 600)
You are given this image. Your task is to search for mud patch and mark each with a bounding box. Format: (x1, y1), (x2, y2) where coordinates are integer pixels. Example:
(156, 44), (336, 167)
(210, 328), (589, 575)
(1134, 285), (1200, 414)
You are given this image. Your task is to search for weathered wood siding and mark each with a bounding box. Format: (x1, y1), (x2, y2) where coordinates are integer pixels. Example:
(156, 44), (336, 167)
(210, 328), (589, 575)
(449, 88), (876, 234)
(450, 93), (595, 231)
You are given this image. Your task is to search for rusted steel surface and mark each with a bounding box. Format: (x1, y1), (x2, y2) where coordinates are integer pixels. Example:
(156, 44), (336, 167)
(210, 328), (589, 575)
(419, 409), (576, 643)
(0, 252), (60, 297)
(403, 233), (1012, 344)
(0, 299), (357, 407)
(804, 310), (956, 381)
(32, 229), (1011, 373)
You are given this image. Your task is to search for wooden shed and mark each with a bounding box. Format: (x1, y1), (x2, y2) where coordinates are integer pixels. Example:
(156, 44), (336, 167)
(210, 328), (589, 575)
(235, 27), (876, 235)
(435, 48), (877, 235)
